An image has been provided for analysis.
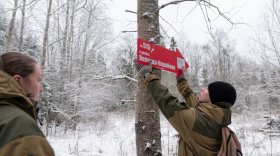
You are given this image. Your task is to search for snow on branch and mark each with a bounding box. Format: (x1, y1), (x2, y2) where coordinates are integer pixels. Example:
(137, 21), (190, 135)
(91, 74), (138, 82)
(49, 103), (72, 120)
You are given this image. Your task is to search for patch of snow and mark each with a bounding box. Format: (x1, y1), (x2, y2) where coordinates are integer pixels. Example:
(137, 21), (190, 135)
(46, 111), (280, 155)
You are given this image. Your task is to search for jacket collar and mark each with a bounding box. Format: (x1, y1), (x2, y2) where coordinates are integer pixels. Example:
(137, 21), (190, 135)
(197, 102), (232, 127)
(0, 70), (36, 119)
(214, 102), (232, 109)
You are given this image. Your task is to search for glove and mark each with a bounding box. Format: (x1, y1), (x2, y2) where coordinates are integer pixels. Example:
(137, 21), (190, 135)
(176, 69), (184, 79)
(140, 61), (161, 85)
(139, 61), (152, 78)
(176, 69), (186, 83)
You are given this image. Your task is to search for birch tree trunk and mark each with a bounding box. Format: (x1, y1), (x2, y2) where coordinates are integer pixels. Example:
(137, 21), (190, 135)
(59, 0), (70, 132)
(19, 0), (26, 51)
(135, 0), (162, 155)
(6, 0), (18, 51)
(61, 0), (70, 72)
(70, 2), (93, 131)
(41, 0), (52, 69)
(68, 0), (75, 81)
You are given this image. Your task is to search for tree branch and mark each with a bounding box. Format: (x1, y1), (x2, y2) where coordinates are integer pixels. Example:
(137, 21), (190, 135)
(201, 0), (234, 25)
(121, 30), (137, 33)
(159, 15), (179, 35)
(158, 0), (196, 10)
(125, 10), (137, 14)
(87, 74), (138, 82)
(158, 0), (237, 28)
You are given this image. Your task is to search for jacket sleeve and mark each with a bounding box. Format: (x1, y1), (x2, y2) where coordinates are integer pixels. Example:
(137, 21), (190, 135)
(0, 135), (55, 156)
(176, 78), (199, 108)
(146, 78), (195, 138)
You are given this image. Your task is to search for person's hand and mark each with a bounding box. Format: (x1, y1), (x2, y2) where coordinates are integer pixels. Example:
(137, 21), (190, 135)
(139, 61), (152, 78)
(176, 69), (186, 80)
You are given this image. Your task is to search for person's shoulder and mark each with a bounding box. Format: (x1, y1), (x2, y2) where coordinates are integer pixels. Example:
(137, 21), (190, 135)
(0, 104), (44, 137)
(0, 103), (33, 120)
(0, 104), (45, 149)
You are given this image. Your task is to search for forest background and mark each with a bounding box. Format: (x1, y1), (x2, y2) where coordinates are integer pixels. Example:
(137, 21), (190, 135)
(1, 0), (280, 155)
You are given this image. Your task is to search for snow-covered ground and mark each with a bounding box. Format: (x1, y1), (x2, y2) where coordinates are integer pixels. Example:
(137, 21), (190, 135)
(46, 111), (280, 156)
(47, 112), (138, 156)
(231, 112), (280, 156)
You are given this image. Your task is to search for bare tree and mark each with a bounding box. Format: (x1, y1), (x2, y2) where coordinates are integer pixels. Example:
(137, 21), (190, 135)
(136, 0), (162, 156)
(111, 34), (137, 109)
(6, 0), (19, 51)
(158, 0), (237, 39)
(0, 5), (7, 52)
(42, 0), (113, 130)
(201, 30), (235, 83)
(68, 0), (76, 81)
(72, 3), (93, 130)
(19, 0), (26, 51)
(186, 44), (202, 87)
(41, 0), (52, 69)
(252, 0), (280, 112)
(255, 0), (280, 70)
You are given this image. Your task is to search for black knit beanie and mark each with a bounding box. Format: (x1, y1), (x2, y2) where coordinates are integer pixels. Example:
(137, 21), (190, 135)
(208, 81), (236, 105)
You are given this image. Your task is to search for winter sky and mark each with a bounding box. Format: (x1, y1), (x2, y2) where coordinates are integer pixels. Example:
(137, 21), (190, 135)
(108, 0), (266, 55)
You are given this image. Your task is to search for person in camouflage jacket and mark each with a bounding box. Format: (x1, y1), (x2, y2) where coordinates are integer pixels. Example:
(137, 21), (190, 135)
(140, 63), (236, 156)
(0, 52), (54, 156)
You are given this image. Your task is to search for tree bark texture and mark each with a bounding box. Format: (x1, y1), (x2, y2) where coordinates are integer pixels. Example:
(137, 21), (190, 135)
(136, 0), (162, 156)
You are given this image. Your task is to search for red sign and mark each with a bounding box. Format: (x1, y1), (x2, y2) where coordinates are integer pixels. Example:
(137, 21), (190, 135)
(137, 38), (189, 74)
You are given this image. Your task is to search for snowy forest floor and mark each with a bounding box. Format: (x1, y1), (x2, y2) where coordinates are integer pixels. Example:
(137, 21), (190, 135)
(45, 110), (280, 156)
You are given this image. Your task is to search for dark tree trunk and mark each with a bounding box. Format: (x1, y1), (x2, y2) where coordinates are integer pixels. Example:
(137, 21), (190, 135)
(135, 0), (162, 155)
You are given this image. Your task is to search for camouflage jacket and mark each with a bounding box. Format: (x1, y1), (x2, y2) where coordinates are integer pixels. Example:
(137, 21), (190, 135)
(145, 74), (232, 156)
(0, 70), (54, 156)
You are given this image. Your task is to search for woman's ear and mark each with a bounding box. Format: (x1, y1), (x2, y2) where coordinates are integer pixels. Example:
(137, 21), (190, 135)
(12, 75), (22, 83)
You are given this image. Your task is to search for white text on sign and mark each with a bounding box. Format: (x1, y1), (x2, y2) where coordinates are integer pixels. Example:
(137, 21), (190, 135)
(139, 54), (175, 70)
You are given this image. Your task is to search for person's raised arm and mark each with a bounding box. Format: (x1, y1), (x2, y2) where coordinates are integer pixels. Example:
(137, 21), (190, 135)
(139, 63), (195, 138)
(176, 69), (199, 108)
(139, 62), (185, 119)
